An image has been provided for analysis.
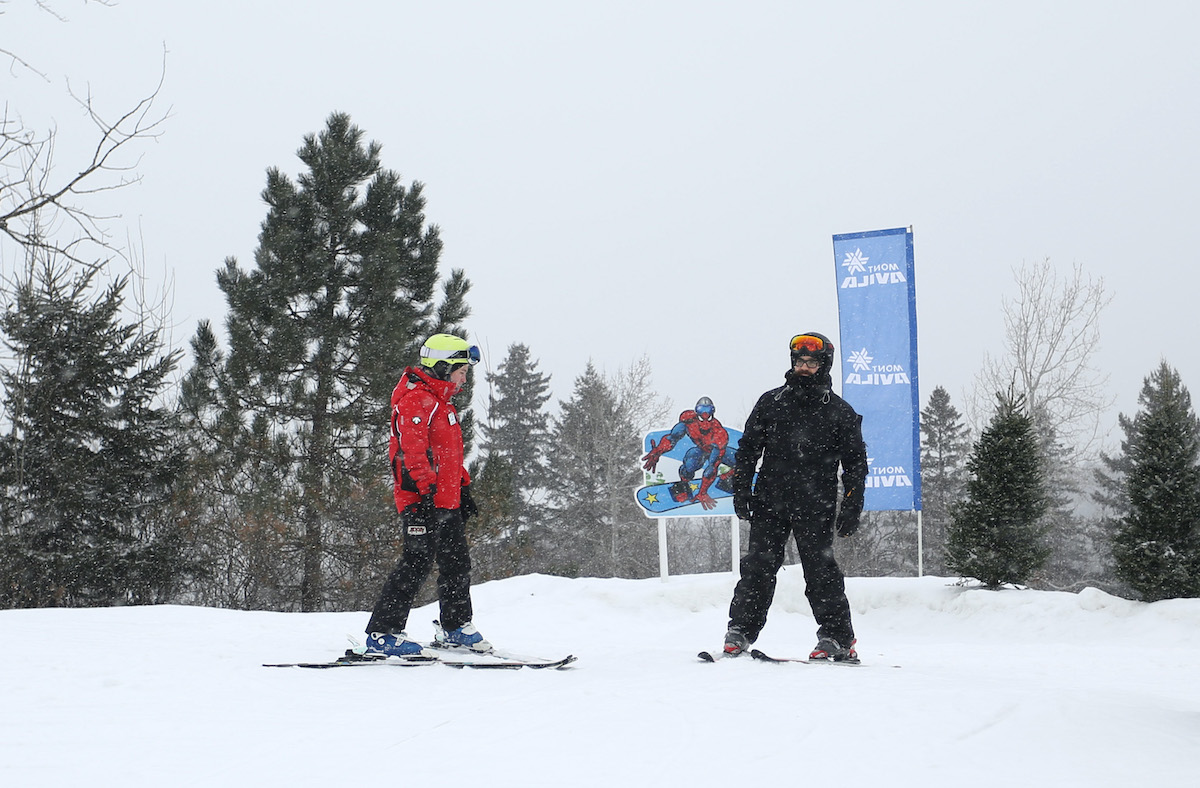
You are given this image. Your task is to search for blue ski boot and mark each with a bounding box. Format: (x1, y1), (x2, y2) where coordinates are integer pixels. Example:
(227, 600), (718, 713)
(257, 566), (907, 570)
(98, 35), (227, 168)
(434, 621), (493, 652)
(365, 631), (432, 658)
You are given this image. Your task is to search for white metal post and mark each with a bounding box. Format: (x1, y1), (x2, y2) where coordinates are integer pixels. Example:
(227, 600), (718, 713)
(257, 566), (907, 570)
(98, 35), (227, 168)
(731, 515), (739, 573)
(658, 518), (670, 581)
(916, 509), (924, 577)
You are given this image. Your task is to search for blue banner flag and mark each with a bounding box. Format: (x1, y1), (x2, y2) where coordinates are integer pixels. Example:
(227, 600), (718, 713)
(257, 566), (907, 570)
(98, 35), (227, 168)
(833, 227), (921, 511)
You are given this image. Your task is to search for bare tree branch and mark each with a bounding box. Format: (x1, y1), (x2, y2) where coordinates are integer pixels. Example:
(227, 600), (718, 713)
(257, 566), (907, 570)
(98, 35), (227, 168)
(970, 258), (1114, 460)
(2, 1), (117, 78)
(1, 69), (169, 271)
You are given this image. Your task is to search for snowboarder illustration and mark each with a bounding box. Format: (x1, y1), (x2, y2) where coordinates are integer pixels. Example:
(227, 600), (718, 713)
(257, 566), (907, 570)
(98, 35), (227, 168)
(640, 397), (737, 511)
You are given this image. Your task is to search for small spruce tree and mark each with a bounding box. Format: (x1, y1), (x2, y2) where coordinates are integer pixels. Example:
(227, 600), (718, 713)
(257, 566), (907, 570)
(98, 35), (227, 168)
(0, 263), (184, 607)
(1109, 362), (1200, 601)
(945, 391), (1049, 587)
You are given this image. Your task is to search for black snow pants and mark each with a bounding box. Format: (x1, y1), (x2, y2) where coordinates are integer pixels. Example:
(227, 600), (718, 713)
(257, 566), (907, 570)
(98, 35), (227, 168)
(366, 506), (473, 635)
(728, 507), (854, 647)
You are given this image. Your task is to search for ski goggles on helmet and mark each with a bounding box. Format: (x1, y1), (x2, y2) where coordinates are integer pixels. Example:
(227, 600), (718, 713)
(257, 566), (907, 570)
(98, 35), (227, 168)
(420, 344), (481, 366)
(696, 403), (715, 417)
(789, 334), (826, 355)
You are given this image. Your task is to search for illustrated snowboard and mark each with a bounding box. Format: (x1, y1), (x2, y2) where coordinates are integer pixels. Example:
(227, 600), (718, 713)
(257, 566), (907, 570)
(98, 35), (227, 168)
(635, 474), (735, 514)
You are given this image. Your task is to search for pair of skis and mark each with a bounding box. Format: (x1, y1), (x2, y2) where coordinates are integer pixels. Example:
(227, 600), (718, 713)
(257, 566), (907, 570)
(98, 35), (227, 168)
(698, 648), (865, 666)
(266, 643), (576, 671)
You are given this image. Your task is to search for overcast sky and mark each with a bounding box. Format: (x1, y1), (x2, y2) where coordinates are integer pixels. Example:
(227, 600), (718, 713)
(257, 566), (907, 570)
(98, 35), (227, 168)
(5, 0), (1198, 448)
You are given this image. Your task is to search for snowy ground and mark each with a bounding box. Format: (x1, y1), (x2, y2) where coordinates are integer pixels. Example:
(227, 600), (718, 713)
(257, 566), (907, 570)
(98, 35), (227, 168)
(3, 571), (1199, 787)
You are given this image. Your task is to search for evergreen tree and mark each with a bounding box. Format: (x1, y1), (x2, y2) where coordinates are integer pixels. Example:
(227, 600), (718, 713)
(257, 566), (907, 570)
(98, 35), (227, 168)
(1032, 413), (1115, 591)
(542, 362), (649, 577)
(0, 262), (185, 606)
(945, 391), (1049, 587)
(464, 453), (532, 581)
(919, 385), (970, 575)
(469, 343), (553, 580)
(182, 112), (468, 610)
(1109, 362), (1200, 601)
(479, 343), (552, 511)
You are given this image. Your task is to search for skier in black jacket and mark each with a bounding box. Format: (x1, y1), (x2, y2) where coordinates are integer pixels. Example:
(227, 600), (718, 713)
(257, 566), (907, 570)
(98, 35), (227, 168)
(724, 332), (868, 662)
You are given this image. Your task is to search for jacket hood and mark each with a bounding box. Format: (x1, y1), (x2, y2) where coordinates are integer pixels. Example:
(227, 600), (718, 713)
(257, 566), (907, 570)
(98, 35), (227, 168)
(402, 365), (458, 400)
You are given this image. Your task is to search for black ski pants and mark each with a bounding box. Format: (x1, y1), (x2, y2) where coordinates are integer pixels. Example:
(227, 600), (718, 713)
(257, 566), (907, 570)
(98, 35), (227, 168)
(728, 507), (854, 647)
(366, 506), (473, 635)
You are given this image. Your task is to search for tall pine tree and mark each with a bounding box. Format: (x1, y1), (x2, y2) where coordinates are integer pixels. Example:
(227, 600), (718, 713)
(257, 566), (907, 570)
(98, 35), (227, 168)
(182, 112), (470, 610)
(480, 343), (552, 509)
(0, 262), (184, 607)
(542, 362), (648, 578)
(945, 391), (1049, 587)
(1109, 362), (1200, 601)
(468, 343), (554, 579)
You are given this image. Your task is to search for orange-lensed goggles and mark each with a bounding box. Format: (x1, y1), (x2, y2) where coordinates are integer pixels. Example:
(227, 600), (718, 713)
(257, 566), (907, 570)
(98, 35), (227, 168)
(789, 334), (825, 354)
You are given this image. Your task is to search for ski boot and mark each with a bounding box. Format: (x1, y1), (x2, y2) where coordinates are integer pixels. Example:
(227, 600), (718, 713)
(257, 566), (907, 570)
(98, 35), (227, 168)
(809, 637), (859, 663)
(365, 631), (432, 658)
(723, 627), (750, 657)
(434, 621), (493, 652)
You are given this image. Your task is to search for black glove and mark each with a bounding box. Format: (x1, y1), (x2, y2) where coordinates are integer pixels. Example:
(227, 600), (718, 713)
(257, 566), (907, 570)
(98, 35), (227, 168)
(411, 486), (437, 524)
(836, 509), (860, 538)
(459, 485), (478, 523)
(733, 496), (753, 521)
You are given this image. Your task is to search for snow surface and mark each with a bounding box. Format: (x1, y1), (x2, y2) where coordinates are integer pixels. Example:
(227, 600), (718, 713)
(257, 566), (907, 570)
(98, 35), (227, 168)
(3, 571), (1199, 787)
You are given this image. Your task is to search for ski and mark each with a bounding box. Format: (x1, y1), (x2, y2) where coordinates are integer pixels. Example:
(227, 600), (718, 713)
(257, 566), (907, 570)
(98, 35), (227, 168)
(698, 649), (743, 662)
(749, 648), (898, 668)
(263, 649), (435, 669)
(265, 648), (576, 670)
(439, 653), (576, 670)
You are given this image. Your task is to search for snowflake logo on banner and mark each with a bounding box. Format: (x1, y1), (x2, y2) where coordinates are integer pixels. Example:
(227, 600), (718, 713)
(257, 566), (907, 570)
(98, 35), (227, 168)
(842, 248), (869, 275)
(848, 348), (873, 371)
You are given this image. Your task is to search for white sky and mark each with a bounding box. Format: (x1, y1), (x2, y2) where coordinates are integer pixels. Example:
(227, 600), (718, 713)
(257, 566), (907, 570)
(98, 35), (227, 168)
(5, 0), (1199, 442)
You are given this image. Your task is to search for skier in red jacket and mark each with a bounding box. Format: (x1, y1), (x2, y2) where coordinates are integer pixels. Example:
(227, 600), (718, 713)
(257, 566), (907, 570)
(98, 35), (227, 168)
(364, 334), (490, 657)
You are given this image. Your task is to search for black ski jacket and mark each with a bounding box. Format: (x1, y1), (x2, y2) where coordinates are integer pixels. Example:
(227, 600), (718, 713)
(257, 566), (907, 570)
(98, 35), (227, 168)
(732, 370), (868, 521)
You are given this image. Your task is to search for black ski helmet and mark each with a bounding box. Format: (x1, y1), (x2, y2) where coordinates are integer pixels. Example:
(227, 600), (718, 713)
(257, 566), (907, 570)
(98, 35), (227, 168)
(790, 332), (834, 375)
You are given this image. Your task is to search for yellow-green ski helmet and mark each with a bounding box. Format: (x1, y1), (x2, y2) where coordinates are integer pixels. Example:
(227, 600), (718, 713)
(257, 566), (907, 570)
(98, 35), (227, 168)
(419, 333), (480, 379)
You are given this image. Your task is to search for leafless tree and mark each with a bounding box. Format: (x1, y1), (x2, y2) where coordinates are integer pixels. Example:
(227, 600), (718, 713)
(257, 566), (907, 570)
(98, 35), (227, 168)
(609, 354), (673, 436)
(2, 80), (168, 272)
(967, 259), (1116, 592)
(970, 258), (1113, 462)
(3, 0), (167, 273)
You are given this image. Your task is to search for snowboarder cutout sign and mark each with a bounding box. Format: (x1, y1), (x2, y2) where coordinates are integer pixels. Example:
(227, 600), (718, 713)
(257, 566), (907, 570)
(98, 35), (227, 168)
(635, 397), (743, 518)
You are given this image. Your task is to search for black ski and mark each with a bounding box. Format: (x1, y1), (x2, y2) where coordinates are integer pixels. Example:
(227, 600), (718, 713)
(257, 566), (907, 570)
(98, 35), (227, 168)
(698, 649), (744, 662)
(263, 649), (433, 669)
(750, 648), (898, 668)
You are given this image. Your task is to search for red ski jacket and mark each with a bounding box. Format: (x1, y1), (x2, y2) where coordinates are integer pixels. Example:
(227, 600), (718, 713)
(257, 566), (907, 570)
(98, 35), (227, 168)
(388, 366), (471, 512)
